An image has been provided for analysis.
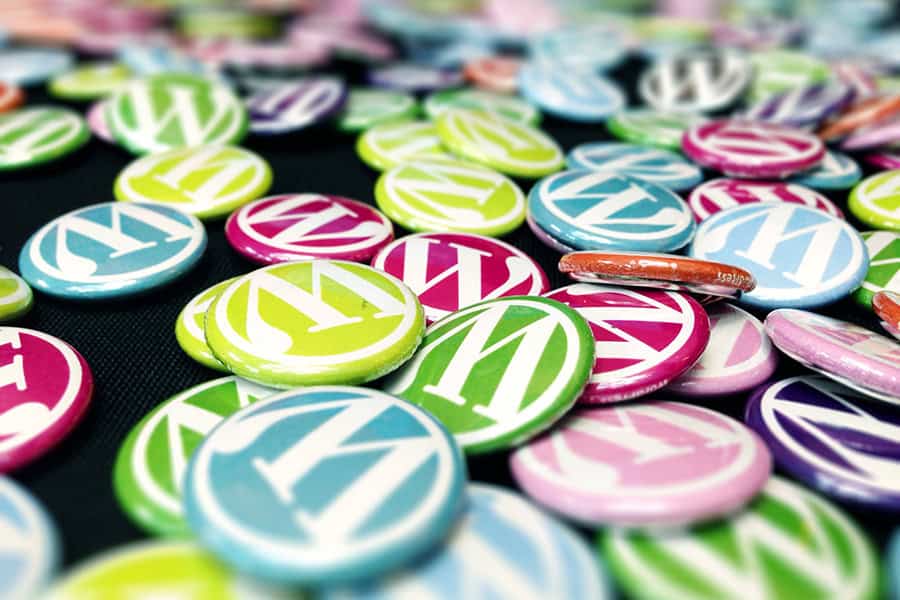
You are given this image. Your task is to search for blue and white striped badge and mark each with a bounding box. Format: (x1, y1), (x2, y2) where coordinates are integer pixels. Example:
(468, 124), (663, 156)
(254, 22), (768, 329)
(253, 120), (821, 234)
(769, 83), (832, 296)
(0, 477), (59, 600)
(0, 48), (72, 86)
(566, 142), (702, 191)
(519, 61), (625, 123)
(529, 24), (626, 71)
(789, 150), (861, 190)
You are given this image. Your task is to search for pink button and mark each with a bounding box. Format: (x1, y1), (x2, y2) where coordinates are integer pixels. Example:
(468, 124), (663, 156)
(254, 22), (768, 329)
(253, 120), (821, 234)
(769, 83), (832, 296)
(0, 327), (93, 472)
(510, 401), (772, 527)
(225, 194), (394, 264)
(688, 178), (844, 222)
(372, 232), (549, 323)
(87, 99), (114, 143)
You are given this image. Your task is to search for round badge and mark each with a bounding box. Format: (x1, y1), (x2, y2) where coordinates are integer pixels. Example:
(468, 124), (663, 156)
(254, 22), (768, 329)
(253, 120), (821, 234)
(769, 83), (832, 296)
(511, 401), (771, 527)
(842, 118), (900, 151)
(20, 202), (206, 300)
(607, 109), (706, 151)
(107, 73), (248, 155)
(0, 107), (89, 171)
(0, 82), (25, 113)
(668, 302), (777, 396)
(559, 251), (756, 300)
(337, 88), (418, 133)
(375, 158), (526, 236)
(690, 203), (867, 309)
(518, 61), (624, 123)
(86, 100), (114, 143)
(601, 476), (879, 600)
(742, 81), (854, 128)
(183, 386), (465, 584)
(372, 232), (549, 323)
(639, 49), (751, 113)
(748, 49), (831, 102)
(435, 109), (563, 178)
(385, 295), (594, 454)
(0, 48), (73, 86)
(529, 24), (626, 71)
(765, 309), (900, 403)
(114, 145), (272, 220)
(324, 483), (612, 600)
(0, 267), (33, 323)
(226, 194), (394, 264)
(789, 150), (861, 190)
(688, 178), (844, 222)
(368, 63), (463, 93)
(0, 327), (93, 472)
(747, 375), (900, 508)
(48, 62), (132, 101)
(114, 377), (276, 537)
(682, 118), (825, 179)
(423, 87), (539, 125)
(0, 476), (59, 599)
(356, 120), (453, 171)
(205, 260), (424, 388)
(819, 94), (900, 141)
(853, 231), (900, 309)
(874, 290), (900, 340)
(118, 44), (221, 79)
(175, 278), (236, 371)
(528, 169), (696, 253)
(463, 55), (522, 93)
(544, 284), (709, 404)
(866, 152), (900, 171)
(849, 170), (900, 231)
(527, 211), (577, 254)
(246, 77), (347, 135)
(565, 142), (702, 191)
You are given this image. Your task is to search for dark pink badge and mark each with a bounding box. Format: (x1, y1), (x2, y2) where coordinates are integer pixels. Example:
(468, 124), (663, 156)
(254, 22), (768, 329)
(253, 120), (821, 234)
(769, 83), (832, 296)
(688, 178), (844, 222)
(865, 152), (900, 171)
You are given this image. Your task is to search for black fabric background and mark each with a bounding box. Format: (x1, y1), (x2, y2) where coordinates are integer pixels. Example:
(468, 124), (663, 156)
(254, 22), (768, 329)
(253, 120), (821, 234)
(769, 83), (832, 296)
(1, 54), (896, 583)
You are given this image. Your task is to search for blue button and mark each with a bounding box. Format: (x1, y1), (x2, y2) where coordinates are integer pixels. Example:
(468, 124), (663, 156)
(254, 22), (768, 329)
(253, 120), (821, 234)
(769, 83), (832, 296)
(529, 24), (626, 71)
(565, 142), (703, 191)
(689, 202), (867, 309)
(0, 48), (73, 86)
(0, 476), (59, 599)
(183, 386), (466, 586)
(119, 44), (222, 80)
(519, 61), (625, 123)
(890, 529), (900, 599)
(528, 169), (696, 252)
(19, 202), (206, 300)
(789, 150), (862, 190)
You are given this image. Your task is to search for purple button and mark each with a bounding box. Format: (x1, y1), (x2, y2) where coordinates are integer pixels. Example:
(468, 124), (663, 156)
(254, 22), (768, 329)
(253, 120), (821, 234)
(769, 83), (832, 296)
(544, 284), (710, 404)
(688, 178), (844, 222)
(372, 232), (549, 324)
(368, 63), (463, 93)
(511, 401), (772, 527)
(746, 375), (900, 509)
(225, 194), (394, 264)
(246, 77), (347, 135)
(743, 82), (854, 128)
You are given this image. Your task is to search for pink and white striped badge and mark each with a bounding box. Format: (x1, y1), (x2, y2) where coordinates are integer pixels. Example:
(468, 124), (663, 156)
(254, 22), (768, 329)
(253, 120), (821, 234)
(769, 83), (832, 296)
(688, 178), (844, 222)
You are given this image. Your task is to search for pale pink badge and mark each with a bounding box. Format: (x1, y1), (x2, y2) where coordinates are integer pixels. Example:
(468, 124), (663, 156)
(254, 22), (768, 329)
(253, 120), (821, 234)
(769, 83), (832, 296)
(668, 303), (777, 396)
(0, 327), (93, 472)
(87, 99), (114, 143)
(688, 178), (844, 222)
(544, 284), (710, 404)
(372, 232), (549, 323)
(510, 401), (772, 527)
(225, 194), (394, 264)
(682, 118), (825, 179)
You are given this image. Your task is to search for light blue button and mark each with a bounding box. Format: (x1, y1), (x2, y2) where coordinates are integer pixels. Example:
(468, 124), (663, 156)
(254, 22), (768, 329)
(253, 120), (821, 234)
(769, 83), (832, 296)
(183, 386), (466, 586)
(528, 169), (696, 252)
(322, 484), (613, 600)
(529, 24), (626, 71)
(518, 61), (625, 123)
(789, 150), (861, 190)
(0, 476), (59, 600)
(889, 529), (900, 600)
(19, 202), (206, 300)
(565, 142), (702, 191)
(0, 48), (73, 86)
(119, 44), (223, 80)
(689, 202), (868, 309)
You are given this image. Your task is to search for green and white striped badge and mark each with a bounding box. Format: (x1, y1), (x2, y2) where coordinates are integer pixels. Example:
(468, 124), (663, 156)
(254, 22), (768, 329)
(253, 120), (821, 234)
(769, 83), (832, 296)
(854, 231), (900, 309)
(0, 106), (89, 170)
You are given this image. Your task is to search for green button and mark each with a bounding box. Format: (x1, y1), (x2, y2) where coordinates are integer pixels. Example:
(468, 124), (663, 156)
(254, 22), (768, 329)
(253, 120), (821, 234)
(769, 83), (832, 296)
(176, 8), (277, 39)
(600, 476), (879, 600)
(114, 145), (272, 220)
(0, 106), (89, 170)
(849, 171), (900, 231)
(853, 231), (900, 309)
(356, 120), (453, 171)
(435, 109), (563, 178)
(424, 88), (541, 125)
(205, 260), (425, 388)
(338, 88), (418, 133)
(607, 108), (705, 151)
(48, 62), (132, 101)
(375, 158), (526, 236)
(748, 50), (831, 102)
(107, 74), (248, 155)
(0, 266), (33, 322)
(175, 278), (237, 371)
(385, 295), (594, 454)
(113, 377), (275, 537)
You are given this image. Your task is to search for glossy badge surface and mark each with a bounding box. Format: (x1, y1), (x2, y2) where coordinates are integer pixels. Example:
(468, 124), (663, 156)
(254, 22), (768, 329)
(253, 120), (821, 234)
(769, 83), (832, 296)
(0, 476), (59, 600)
(0, 107), (89, 171)
(175, 278), (235, 371)
(639, 49), (751, 113)
(789, 150), (861, 190)
(849, 170), (900, 231)
(874, 291), (900, 340)
(356, 120), (452, 171)
(565, 142), (702, 191)
(854, 231), (900, 309)
(688, 178), (844, 222)
(245, 77), (347, 135)
(0, 267), (33, 322)
(742, 82), (854, 128)
(423, 88), (539, 125)
(338, 88), (417, 132)
(607, 108), (705, 151)
(518, 62), (624, 123)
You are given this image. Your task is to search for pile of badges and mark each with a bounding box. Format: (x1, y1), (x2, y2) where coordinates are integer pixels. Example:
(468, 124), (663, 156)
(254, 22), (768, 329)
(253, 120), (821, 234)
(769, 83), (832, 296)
(2, 0), (900, 598)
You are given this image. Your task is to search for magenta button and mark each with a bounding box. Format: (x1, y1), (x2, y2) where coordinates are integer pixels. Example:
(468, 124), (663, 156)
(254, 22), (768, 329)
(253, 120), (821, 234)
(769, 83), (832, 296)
(688, 178), (844, 222)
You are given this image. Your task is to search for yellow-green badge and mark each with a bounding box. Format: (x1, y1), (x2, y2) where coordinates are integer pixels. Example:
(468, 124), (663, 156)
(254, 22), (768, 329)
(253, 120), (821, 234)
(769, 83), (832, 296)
(338, 88), (418, 133)
(748, 50), (831, 102)
(48, 62), (132, 101)
(849, 170), (900, 231)
(435, 108), (563, 178)
(175, 278), (237, 371)
(205, 260), (425, 388)
(424, 88), (541, 125)
(356, 120), (453, 171)
(375, 158), (526, 236)
(114, 145), (272, 220)
(0, 266), (33, 322)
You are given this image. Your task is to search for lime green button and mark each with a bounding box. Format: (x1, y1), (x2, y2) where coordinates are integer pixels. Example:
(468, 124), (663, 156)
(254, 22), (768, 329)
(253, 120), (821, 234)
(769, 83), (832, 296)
(48, 62), (132, 101)
(0, 266), (33, 322)
(435, 109), (563, 178)
(853, 231), (900, 309)
(176, 8), (277, 39)
(175, 278), (237, 371)
(114, 146), (272, 220)
(607, 108), (706, 151)
(748, 50), (831, 102)
(113, 377), (275, 537)
(424, 88), (541, 125)
(338, 88), (418, 133)
(375, 158), (526, 236)
(205, 260), (425, 388)
(356, 120), (453, 171)
(0, 106), (89, 170)
(849, 170), (900, 231)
